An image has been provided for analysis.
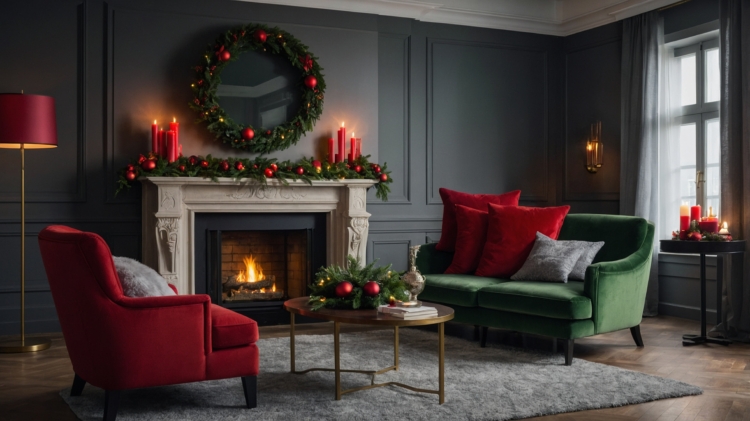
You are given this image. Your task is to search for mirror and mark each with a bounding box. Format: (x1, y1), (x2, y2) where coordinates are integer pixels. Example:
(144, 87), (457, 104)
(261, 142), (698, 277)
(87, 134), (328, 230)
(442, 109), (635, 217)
(217, 50), (304, 130)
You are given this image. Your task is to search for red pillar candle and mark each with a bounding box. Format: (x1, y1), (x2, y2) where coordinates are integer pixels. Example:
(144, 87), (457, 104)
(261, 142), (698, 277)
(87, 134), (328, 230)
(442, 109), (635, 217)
(158, 129), (167, 158)
(169, 117), (179, 152)
(356, 138), (361, 159)
(350, 133), (356, 162)
(679, 203), (690, 231)
(151, 120), (159, 155)
(337, 123), (345, 163)
(166, 130), (178, 162)
(690, 205), (701, 222)
(328, 137), (334, 164)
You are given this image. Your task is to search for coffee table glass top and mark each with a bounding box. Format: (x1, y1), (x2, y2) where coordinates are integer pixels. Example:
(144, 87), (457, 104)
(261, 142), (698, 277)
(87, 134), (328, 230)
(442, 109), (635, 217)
(284, 297), (454, 326)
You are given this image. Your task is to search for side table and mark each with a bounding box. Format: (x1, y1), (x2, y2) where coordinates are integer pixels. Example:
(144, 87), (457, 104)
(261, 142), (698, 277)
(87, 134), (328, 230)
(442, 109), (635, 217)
(659, 239), (745, 346)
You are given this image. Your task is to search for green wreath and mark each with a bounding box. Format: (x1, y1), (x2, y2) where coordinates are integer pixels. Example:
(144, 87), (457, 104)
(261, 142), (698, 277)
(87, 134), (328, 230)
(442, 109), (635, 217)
(189, 23), (325, 154)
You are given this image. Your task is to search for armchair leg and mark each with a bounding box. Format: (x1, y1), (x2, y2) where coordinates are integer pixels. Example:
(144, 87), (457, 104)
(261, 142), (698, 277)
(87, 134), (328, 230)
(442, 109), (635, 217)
(564, 339), (574, 366)
(630, 325), (644, 347)
(103, 390), (121, 421)
(473, 325), (480, 341)
(480, 326), (489, 348)
(241, 376), (257, 408)
(70, 374), (86, 397)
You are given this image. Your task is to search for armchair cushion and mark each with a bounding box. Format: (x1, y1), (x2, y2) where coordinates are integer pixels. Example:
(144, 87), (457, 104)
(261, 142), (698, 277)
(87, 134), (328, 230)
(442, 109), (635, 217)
(211, 304), (259, 350)
(113, 256), (175, 297)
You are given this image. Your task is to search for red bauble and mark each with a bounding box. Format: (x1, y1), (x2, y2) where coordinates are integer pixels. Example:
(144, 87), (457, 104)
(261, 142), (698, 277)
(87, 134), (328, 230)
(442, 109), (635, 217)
(125, 170), (137, 181)
(354, 165), (362, 173)
(235, 162), (245, 171)
(188, 156), (198, 166)
(304, 75), (317, 89)
(200, 160), (209, 169)
(379, 173), (388, 182)
(688, 231), (703, 241)
(178, 165), (186, 172)
(335, 281), (354, 298)
(295, 166), (305, 175)
(253, 164), (259, 169)
(253, 29), (267, 43)
(362, 281), (380, 297)
(264, 168), (274, 178)
(219, 50), (231, 62)
(312, 160), (322, 169)
(269, 163), (278, 172)
(374, 166), (381, 174)
(219, 161), (230, 171)
(141, 159), (156, 171)
(265, 130), (272, 135)
(126, 164), (134, 171)
(241, 127), (255, 140)
(138, 154), (147, 164)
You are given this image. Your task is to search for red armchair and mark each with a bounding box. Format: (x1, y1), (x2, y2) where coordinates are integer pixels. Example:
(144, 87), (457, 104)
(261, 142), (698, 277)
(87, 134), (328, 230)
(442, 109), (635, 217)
(38, 226), (259, 420)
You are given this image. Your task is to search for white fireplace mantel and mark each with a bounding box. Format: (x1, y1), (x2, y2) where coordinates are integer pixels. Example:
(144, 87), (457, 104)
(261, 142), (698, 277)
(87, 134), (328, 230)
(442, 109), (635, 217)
(141, 177), (377, 294)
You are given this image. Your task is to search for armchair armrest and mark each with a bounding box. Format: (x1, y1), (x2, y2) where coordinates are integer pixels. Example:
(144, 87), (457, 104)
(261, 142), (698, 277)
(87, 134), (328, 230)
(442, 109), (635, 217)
(583, 223), (655, 334)
(168, 283), (178, 294)
(414, 243), (454, 274)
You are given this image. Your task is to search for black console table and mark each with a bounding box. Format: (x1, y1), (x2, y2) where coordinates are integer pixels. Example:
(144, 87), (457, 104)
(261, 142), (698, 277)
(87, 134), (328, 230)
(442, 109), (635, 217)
(659, 240), (745, 346)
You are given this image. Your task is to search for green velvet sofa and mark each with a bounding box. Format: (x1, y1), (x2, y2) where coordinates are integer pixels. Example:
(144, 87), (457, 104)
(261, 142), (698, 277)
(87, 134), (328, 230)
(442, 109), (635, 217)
(415, 214), (655, 365)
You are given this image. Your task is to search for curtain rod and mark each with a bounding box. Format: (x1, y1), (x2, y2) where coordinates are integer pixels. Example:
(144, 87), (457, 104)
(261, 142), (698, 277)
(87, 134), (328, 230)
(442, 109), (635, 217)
(658, 0), (691, 12)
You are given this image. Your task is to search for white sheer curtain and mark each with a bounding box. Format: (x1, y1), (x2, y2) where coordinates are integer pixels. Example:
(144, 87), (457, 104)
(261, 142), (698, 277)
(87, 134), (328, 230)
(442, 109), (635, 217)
(658, 42), (682, 243)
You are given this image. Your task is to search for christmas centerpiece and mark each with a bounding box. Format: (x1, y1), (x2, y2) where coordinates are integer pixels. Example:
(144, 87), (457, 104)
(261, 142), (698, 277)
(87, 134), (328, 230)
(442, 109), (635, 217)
(308, 256), (409, 311)
(115, 154), (393, 201)
(672, 205), (732, 242)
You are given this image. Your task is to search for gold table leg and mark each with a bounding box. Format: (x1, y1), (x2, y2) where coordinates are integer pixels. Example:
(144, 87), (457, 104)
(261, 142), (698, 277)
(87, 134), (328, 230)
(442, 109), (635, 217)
(334, 321), (341, 400)
(290, 313), (295, 373)
(394, 326), (399, 371)
(439, 322), (445, 404)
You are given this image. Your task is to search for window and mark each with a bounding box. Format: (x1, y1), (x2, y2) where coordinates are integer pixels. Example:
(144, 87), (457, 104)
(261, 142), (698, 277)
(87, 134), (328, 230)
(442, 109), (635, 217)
(673, 38), (720, 216)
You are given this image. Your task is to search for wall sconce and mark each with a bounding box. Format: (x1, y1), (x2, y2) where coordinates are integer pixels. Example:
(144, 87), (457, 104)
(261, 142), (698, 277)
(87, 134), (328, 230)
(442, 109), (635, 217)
(586, 121), (603, 173)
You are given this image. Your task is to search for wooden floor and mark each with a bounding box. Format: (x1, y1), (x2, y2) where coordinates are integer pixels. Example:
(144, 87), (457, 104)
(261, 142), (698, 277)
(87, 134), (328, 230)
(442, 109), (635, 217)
(2, 315), (750, 420)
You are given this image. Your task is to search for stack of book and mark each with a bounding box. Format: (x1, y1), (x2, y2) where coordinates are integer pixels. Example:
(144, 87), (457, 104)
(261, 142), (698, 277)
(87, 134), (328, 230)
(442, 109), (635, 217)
(378, 305), (438, 319)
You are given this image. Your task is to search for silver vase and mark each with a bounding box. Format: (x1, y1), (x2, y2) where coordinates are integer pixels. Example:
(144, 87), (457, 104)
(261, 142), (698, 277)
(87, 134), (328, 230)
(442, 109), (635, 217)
(401, 245), (425, 302)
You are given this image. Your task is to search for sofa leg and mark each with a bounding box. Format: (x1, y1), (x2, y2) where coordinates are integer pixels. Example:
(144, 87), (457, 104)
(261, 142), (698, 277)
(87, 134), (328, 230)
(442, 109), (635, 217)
(630, 325), (644, 347)
(480, 326), (489, 348)
(70, 373), (86, 397)
(241, 376), (257, 408)
(564, 339), (574, 366)
(103, 390), (121, 421)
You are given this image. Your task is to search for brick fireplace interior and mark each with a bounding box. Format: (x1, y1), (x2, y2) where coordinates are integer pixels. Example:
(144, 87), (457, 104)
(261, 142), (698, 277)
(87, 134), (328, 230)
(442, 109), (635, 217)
(194, 213), (326, 325)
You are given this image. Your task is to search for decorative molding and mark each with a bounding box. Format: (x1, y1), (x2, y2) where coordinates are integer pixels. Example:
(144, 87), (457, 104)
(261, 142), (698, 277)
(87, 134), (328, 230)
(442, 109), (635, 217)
(228, 185), (307, 201)
(234, 0), (679, 36)
(425, 38), (549, 205)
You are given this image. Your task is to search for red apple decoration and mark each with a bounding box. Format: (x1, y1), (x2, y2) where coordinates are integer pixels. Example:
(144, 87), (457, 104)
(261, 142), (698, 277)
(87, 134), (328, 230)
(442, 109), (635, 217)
(335, 281), (354, 298)
(362, 281), (380, 297)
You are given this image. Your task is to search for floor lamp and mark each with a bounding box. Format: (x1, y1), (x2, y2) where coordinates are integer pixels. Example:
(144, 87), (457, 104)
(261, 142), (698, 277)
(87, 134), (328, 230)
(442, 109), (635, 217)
(0, 93), (57, 353)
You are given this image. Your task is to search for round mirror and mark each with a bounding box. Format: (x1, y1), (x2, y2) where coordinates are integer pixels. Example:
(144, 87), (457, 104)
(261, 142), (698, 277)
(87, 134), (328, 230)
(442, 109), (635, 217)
(190, 24), (326, 154)
(217, 50), (303, 130)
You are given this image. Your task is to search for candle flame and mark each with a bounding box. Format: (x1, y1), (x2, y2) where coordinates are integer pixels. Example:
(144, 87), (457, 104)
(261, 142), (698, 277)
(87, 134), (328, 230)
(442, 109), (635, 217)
(173, 117), (176, 123)
(341, 122), (345, 127)
(723, 222), (728, 229)
(154, 120), (157, 124)
(352, 132), (355, 137)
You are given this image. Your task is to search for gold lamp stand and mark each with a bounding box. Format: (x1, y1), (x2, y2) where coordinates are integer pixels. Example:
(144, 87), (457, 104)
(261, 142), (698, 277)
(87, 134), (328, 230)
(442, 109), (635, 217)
(0, 145), (51, 353)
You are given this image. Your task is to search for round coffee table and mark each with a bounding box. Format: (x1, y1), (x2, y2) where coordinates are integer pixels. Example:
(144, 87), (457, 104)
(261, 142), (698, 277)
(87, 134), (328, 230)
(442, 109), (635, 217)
(284, 297), (455, 404)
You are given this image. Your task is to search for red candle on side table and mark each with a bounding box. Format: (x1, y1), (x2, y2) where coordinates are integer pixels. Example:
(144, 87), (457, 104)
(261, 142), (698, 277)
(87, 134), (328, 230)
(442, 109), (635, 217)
(680, 203), (690, 231)
(690, 205), (701, 222)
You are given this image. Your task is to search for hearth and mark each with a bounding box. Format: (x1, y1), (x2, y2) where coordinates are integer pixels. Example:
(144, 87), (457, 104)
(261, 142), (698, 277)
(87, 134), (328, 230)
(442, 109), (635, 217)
(195, 213), (326, 325)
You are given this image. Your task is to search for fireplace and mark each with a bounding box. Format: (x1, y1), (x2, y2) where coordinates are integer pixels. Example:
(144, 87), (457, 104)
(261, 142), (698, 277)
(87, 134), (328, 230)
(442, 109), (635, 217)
(194, 213), (326, 325)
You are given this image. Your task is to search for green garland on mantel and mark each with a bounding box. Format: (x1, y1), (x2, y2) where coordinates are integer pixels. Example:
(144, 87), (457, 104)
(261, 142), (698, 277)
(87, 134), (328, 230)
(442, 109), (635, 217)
(308, 256), (409, 311)
(115, 154), (392, 200)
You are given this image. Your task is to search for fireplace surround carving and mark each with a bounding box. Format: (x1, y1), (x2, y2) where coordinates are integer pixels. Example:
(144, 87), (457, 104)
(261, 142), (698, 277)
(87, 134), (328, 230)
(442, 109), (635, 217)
(141, 177), (376, 295)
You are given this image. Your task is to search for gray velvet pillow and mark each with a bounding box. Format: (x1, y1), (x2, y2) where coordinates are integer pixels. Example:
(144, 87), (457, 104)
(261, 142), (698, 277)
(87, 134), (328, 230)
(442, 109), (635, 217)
(511, 232), (586, 283)
(113, 256), (175, 297)
(562, 239), (605, 281)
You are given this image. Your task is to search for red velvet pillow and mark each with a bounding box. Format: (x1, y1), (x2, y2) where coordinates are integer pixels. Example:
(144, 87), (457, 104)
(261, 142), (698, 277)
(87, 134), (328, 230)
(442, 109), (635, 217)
(474, 204), (571, 278)
(444, 205), (488, 274)
(436, 188), (521, 252)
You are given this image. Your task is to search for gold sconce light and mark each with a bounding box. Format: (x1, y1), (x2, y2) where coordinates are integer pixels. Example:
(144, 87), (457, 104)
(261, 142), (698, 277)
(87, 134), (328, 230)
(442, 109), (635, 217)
(586, 121), (603, 173)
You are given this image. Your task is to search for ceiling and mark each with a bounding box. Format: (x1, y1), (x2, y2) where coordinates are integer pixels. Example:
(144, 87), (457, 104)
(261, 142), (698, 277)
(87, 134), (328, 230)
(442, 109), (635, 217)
(233, 0), (682, 36)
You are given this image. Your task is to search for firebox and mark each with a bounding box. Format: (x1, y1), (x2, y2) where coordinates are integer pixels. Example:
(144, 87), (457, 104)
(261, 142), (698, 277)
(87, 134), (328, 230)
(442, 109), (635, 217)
(194, 213), (326, 325)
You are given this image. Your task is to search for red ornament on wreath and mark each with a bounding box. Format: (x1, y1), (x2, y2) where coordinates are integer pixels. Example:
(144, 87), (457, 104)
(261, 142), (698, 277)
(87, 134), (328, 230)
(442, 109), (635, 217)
(269, 163), (278, 172)
(304, 75), (317, 89)
(362, 281), (380, 297)
(335, 281), (354, 298)
(379, 173), (388, 182)
(141, 159), (156, 171)
(125, 170), (137, 181)
(264, 168), (274, 178)
(253, 29), (267, 43)
(295, 166), (305, 175)
(234, 162), (244, 171)
(241, 127), (255, 140)
(219, 160), (230, 171)
(218, 50), (231, 62)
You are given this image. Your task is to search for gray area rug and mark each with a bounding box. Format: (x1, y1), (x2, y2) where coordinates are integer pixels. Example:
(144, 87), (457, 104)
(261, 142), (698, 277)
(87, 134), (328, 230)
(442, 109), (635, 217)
(61, 329), (702, 420)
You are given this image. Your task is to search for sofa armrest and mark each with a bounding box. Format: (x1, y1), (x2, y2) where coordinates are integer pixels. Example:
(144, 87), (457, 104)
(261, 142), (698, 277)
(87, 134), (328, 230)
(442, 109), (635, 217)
(584, 222), (655, 334)
(414, 243), (454, 274)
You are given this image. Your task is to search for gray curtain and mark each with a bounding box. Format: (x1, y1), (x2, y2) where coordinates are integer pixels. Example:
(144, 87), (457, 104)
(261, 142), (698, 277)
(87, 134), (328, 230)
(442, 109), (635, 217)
(620, 11), (661, 316)
(719, 0), (750, 340)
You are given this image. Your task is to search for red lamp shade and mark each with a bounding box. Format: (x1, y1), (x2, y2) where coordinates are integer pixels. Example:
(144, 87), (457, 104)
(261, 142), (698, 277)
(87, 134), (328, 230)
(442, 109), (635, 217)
(0, 94), (57, 149)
